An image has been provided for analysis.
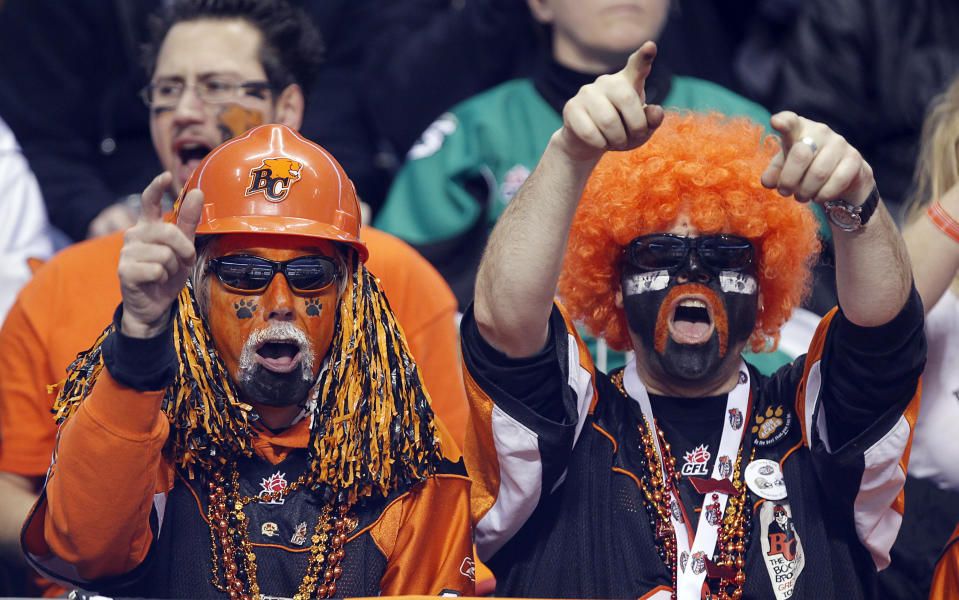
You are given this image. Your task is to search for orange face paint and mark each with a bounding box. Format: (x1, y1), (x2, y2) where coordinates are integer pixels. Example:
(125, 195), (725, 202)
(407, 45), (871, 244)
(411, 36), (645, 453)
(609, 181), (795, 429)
(217, 105), (265, 140)
(205, 233), (340, 408)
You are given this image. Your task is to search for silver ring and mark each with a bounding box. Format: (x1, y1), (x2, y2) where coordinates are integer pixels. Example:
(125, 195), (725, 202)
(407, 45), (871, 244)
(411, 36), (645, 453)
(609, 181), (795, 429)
(799, 136), (818, 154)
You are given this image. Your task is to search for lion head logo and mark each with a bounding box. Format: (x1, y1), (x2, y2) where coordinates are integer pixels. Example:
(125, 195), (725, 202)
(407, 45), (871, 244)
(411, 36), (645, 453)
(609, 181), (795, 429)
(246, 157), (302, 201)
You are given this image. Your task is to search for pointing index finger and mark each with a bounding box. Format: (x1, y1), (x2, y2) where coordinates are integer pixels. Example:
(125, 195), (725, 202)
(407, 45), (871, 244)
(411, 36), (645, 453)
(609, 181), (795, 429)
(769, 111), (802, 152)
(139, 172), (173, 223)
(622, 41), (658, 99)
(175, 188), (205, 246)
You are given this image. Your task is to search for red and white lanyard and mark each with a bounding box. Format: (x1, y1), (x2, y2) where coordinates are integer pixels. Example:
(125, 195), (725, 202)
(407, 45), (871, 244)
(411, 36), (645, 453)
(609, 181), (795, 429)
(623, 359), (750, 600)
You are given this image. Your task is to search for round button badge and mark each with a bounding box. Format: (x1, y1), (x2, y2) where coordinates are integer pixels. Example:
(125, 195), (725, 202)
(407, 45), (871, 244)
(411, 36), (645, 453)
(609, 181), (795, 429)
(744, 458), (788, 501)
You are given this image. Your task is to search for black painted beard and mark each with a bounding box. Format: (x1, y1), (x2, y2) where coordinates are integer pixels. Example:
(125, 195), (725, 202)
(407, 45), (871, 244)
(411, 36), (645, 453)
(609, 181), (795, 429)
(238, 364), (314, 408)
(652, 333), (725, 381)
(622, 270), (758, 383)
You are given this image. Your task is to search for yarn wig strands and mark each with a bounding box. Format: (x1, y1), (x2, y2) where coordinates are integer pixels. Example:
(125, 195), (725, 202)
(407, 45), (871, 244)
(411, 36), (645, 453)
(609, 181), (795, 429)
(53, 251), (441, 501)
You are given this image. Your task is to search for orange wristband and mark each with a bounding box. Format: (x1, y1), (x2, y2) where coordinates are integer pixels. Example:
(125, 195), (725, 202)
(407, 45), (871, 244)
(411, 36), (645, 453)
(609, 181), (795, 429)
(927, 201), (959, 243)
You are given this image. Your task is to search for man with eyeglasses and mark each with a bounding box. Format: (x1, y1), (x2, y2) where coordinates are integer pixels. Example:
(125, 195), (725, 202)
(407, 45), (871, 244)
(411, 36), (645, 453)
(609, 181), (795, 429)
(462, 42), (924, 599)
(0, 0), (469, 594)
(18, 123), (474, 597)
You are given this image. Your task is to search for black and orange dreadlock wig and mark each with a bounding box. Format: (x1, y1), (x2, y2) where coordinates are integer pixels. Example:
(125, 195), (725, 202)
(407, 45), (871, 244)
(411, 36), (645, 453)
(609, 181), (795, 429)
(54, 249), (440, 504)
(558, 111), (821, 354)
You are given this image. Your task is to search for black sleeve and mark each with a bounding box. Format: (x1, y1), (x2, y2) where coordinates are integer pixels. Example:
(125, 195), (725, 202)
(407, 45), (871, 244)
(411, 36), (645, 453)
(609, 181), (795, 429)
(460, 304), (570, 424)
(101, 305), (178, 392)
(820, 286), (925, 448)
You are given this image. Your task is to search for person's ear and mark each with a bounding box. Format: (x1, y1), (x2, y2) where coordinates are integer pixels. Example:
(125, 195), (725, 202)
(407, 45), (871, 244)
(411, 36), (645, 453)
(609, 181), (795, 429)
(526, 0), (554, 24)
(274, 84), (304, 130)
(615, 288), (624, 309)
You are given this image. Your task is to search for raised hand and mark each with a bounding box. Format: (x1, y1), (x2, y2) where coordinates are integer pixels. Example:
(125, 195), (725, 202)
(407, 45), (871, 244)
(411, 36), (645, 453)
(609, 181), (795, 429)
(554, 41), (665, 162)
(118, 172), (204, 338)
(761, 111), (875, 206)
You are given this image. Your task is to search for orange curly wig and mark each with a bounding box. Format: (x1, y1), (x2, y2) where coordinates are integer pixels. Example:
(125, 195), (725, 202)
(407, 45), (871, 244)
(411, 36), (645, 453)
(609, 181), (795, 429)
(558, 111), (821, 354)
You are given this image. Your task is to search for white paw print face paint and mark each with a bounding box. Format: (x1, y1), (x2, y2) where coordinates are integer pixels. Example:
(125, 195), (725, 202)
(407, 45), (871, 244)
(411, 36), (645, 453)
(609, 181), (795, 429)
(719, 271), (758, 295)
(623, 269), (671, 295)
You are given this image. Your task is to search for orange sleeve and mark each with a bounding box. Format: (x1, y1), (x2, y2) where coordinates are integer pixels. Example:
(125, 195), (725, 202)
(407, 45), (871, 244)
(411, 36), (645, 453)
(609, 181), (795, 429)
(0, 232), (124, 477)
(362, 227), (469, 450)
(371, 474), (475, 596)
(0, 274), (63, 476)
(930, 522), (959, 600)
(405, 307), (469, 451)
(41, 369), (169, 580)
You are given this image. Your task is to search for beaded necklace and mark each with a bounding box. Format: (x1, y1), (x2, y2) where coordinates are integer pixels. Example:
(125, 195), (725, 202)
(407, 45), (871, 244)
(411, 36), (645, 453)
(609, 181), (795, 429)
(206, 467), (356, 600)
(612, 369), (755, 600)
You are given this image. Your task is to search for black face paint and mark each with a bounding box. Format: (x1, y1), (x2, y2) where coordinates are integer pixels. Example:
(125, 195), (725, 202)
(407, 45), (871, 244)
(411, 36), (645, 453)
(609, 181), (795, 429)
(239, 365), (313, 408)
(620, 244), (759, 383)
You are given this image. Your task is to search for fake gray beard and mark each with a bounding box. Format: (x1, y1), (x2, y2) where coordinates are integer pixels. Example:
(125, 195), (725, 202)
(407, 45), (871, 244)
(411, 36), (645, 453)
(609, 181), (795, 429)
(236, 322), (316, 408)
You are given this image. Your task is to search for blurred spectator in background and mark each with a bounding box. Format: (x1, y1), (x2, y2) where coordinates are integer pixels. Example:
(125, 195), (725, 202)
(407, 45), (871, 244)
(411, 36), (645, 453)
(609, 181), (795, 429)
(891, 73), (959, 600)
(0, 0), (540, 239)
(903, 73), (959, 492)
(327, 0), (537, 215)
(0, 117), (54, 322)
(0, 115), (53, 596)
(0, 0), (159, 242)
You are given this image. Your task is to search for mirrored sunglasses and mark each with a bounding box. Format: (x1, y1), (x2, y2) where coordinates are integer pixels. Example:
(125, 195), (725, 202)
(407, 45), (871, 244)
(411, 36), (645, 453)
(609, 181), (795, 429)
(624, 233), (755, 272)
(206, 255), (339, 294)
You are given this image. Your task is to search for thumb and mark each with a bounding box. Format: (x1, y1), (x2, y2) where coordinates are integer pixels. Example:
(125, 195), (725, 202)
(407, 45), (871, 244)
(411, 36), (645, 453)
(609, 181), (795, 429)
(175, 188), (204, 244)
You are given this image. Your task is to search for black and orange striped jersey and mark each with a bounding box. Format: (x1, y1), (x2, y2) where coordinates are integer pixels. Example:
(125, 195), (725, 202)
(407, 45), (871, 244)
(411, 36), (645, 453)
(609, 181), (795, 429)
(461, 292), (923, 599)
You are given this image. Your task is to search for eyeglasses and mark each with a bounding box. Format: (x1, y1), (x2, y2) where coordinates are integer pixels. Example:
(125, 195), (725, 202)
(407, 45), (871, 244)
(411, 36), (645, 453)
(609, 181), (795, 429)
(624, 234), (755, 272)
(206, 255), (339, 294)
(140, 78), (272, 108)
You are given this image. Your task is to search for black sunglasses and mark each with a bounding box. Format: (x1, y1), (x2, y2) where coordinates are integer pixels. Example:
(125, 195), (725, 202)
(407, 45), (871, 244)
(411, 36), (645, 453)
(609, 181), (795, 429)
(206, 255), (339, 293)
(624, 233), (755, 272)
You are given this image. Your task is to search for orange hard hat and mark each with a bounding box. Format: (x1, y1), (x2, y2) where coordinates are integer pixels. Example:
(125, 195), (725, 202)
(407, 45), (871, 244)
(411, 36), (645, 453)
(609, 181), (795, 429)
(178, 124), (368, 261)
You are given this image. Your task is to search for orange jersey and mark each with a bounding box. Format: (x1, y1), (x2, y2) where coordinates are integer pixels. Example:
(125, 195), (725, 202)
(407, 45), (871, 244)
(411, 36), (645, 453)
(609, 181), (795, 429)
(22, 369), (474, 596)
(0, 225), (468, 595)
(0, 226), (467, 478)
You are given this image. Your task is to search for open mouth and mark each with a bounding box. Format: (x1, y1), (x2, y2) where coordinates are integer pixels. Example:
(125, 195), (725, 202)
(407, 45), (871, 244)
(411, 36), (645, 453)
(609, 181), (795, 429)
(176, 141), (212, 168)
(174, 141), (212, 183)
(254, 340), (303, 373)
(177, 143), (210, 163)
(668, 297), (714, 345)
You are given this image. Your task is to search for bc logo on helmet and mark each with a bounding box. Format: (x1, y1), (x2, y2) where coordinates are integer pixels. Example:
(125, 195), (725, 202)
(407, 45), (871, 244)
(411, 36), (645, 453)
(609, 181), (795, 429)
(245, 158), (302, 202)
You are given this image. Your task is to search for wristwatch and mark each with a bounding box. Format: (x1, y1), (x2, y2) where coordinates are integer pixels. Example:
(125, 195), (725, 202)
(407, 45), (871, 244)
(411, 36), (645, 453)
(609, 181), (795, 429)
(823, 187), (880, 232)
